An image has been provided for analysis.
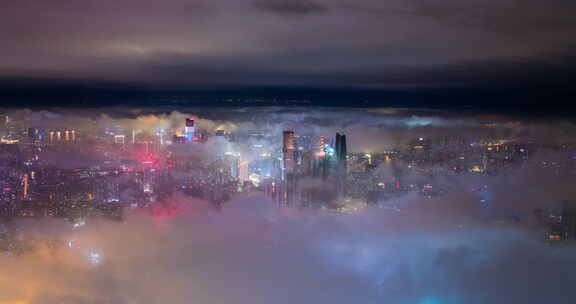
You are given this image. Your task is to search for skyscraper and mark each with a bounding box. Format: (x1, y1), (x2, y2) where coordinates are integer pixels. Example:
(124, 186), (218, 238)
(280, 130), (297, 206)
(185, 118), (195, 142)
(21, 173), (29, 200)
(283, 131), (295, 176)
(27, 128), (38, 142)
(335, 133), (347, 175)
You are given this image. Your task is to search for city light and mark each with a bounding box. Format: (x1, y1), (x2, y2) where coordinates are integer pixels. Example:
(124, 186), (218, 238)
(1, 0), (574, 300)
(0, 108), (574, 303)
(88, 251), (102, 265)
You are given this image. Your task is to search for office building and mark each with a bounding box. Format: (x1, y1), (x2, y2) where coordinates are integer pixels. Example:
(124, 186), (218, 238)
(283, 131), (295, 176)
(185, 118), (195, 142)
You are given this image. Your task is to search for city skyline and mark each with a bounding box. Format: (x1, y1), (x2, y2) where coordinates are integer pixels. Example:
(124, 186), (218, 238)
(2, 0), (576, 303)
(2, 107), (576, 303)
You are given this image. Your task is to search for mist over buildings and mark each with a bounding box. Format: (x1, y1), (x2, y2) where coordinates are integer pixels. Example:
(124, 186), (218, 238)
(2, 0), (575, 301)
(1, 107), (576, 304)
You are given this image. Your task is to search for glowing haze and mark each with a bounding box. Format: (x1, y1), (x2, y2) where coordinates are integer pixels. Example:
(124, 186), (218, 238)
(0, 107), (576, 303)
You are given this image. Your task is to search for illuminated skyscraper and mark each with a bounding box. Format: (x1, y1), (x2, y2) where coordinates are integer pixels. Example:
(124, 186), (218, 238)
(21, 173), (29, 200)
(283, 131), (295, 176)
(335, 133), (347, 175)
(280, 131), (298, 206)
(185, 118), (195, 142)
(315, 136), (328, 180)
(114, 135), (126, 145)
(239, 160), (249, 184)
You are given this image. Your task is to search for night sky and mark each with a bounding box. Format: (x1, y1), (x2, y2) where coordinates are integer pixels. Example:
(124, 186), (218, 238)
(1, 0), (576, 107)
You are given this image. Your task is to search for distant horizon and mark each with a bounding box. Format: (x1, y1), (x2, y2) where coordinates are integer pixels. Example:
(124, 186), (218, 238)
(1, 81), (575, 117)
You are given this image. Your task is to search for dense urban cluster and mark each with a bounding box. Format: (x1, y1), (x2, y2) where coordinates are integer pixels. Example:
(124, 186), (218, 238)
(1, 111), (576, 257)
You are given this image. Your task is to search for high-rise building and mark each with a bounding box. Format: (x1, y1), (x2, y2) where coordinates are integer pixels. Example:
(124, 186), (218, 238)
(39, 128), (46, 142)
(318, 136), (327, 156)
(280, 130), (298, 206)
(27, 128), (38, 142)
(185, 118), (195, 142)
(155, 129), (165, 147)
(283, 131), (295, 176)
(335, 133), (347, 175)
(114, 135), (126, 145)
(239, 160), (249, 184)
(21, 173), (30, 200)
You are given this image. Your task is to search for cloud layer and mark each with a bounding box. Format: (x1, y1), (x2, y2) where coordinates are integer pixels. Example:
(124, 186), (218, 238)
(2, 189), (575, 304)
(1, 107), (576, 303)
(1, 0), (575, 88)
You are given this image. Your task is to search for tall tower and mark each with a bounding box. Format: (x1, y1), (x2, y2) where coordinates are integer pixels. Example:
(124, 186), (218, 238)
(281, 131), (297, 206)
(185, 118), (195, 142)
(318, 136), (327, 156)
(283, 131), (295, 176)
(22, 173), (29, 200)
(335, 133), (347, 174)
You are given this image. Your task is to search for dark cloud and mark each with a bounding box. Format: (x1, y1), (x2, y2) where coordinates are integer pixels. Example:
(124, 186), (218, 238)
(413, 0), (576, 33)
(253, 0), (328, 15)
(0, 0), (575, 96)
